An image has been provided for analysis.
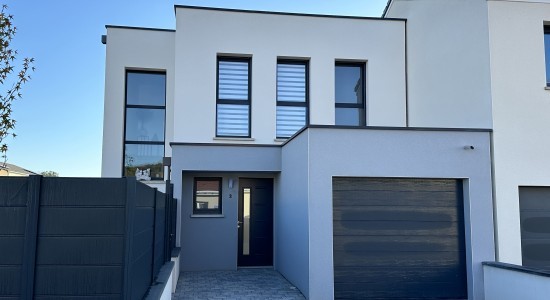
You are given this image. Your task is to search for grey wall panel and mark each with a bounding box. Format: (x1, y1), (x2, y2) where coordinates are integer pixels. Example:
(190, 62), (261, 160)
(35, 237), (124, 265)
(276, 131), (310, 297)
(33, 266), (123, 295)
(37, 207), (126, 235)
(40, 178), (125, 206)
(172, 145), (281, 172)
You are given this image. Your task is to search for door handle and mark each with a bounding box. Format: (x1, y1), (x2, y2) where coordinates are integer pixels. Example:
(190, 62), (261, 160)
(237, 221), (243, 228)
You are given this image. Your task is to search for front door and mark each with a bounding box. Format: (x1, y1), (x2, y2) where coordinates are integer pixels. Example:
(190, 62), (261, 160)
(238, 178), (273, 266)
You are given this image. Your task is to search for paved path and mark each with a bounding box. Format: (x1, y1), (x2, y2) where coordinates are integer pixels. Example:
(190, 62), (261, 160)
(174, 268), (305, 299)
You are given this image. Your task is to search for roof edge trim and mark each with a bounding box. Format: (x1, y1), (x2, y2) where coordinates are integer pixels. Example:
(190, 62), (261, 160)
(105, 25), (175, 32)
(174, 4), (407, 22)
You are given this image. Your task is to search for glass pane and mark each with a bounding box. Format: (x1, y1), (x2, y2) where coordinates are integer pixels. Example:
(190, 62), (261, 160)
(125, 108), (165, 142)
(277, 63), (306, 102)
(218, 60), (249, 100)
(243, 188), (251, 255)
(217, 104), (249, 137)
(335, 107), (365, 126)
(545, 33), (550, 85)
(276, 106), (306, 138)
(195, 179), (221, 211)
(124, 144), (164, 180)
(335, 65), (363, 104)
(126, 72), (166, 106)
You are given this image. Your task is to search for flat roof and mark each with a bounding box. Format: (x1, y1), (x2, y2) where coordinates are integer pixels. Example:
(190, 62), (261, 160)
(105, 25), (175, 32)
(174, 5), (407, 22)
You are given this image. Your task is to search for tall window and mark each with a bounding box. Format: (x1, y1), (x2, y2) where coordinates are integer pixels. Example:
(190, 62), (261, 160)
(276, 60), (308, 138)
(217, 57), (251, 137)
(545, 27), (550, 86)
(335, 63), (365, 126)
(124, 71), (166, 180)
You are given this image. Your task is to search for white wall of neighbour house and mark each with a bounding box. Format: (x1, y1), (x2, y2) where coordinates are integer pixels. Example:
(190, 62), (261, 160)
(173, 7), (407, 145)
(487, 0), (550, 264)
(101, 27), (175, 178)
(385, 0), (493, 129)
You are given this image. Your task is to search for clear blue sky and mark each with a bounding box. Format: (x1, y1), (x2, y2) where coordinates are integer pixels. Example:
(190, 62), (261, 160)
(7, 0), (388, 177)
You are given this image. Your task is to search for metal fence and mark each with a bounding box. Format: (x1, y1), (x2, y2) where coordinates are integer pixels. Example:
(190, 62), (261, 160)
(0, 176), (177, 300)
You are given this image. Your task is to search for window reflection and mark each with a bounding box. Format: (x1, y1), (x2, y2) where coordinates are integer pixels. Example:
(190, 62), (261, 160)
(193, 178), (222, 215)
(125, 108), (165, 142)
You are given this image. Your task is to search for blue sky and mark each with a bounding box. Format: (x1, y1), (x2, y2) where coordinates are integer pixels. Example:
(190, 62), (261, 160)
(7, 0), (387, 177)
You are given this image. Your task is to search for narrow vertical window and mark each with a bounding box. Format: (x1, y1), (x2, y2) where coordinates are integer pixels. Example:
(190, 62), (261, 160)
(335, 63), (365, 126)
(124, 71), (166, 180)
(276, 60), (308, 138)
(544, 27), (550, 86)
(217, 57), (251, 137)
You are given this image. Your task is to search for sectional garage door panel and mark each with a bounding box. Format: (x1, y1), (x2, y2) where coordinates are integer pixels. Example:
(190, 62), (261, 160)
(519, 187), (550, 270)
(333, 177), (467, 300)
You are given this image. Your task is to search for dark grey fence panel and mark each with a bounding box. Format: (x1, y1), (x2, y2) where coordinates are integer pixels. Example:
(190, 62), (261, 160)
(153, 190), (166, 277)
(0, 176), (176, 299)
(0, 177), (28, 299)
(129, 182), (155, 300)
(34, 178), (126, 299)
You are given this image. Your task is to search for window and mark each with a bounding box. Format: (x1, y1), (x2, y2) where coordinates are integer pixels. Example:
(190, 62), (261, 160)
(276, 60), (308, 138)
(335, 63), (365, 126)
(123, 71), (166, 180)
(217, 57), (251, 137)
(193, 178), (222, 214)
(545, 27), (550, 86)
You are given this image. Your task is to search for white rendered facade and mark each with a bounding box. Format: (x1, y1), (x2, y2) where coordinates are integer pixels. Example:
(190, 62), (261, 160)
(100, 2), (550, 298)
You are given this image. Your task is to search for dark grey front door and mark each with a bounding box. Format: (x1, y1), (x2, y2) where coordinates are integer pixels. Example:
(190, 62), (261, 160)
(238, 178), (273, 267)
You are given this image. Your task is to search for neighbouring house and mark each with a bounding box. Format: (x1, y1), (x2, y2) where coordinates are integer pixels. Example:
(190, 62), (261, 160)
(100, 1), (550, 299)
(0, 163), (37, 177)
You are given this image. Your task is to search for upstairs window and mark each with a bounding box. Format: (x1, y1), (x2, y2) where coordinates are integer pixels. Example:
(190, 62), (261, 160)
(545, 27), (550, 86)
(276, 60), (308, 139)
(123, 71), (166, 180)
(335, 63), (365, 126)
(217, 57), (251, 137)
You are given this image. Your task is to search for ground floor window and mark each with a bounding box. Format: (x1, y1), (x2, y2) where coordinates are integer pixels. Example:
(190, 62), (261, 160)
(193, 177), (222, 214)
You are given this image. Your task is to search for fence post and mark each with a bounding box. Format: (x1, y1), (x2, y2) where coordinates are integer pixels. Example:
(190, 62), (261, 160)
(151, 188), (158, 283)
(122, 178), (136, 300)
(20, 175), (42, 300)
(163, 185), (170, 262)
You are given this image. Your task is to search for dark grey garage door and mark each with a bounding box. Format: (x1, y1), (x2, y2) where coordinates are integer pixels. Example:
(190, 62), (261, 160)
(333, 177), (467, 300)
(519, 187), (550, 270)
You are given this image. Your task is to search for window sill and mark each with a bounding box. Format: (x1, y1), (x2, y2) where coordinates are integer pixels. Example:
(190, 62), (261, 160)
(545, 86), (550, 90)
(274, 138), (287, 142)
(190, 214), (224, 218)
(213, 137), (255, 142)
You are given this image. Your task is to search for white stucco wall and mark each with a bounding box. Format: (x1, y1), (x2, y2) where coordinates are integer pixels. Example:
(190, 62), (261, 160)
(385, 0), (493, 129)
(101, 27), (175, 177)
(487, 0), (550, 264)
(174, 7), (406, 144)
(484, 264), (550, 300)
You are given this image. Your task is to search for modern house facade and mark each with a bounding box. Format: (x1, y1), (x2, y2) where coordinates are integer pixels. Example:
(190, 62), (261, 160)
(101, 1), (550, 299)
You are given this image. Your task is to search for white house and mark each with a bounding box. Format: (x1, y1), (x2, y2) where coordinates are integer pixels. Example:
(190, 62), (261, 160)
(101, 1), (550, 299)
